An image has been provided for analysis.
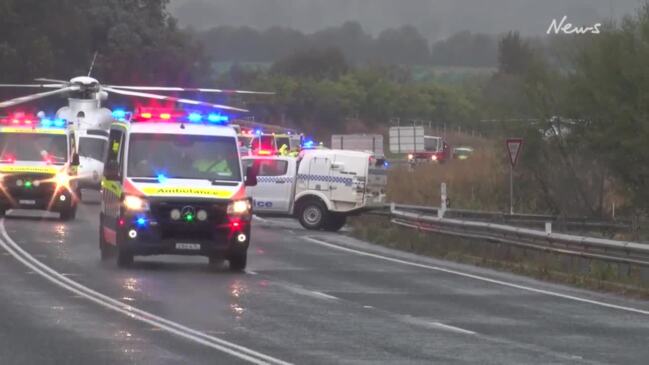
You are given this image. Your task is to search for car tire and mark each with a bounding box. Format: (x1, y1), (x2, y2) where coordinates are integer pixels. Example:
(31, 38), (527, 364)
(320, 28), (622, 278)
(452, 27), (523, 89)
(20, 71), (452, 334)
(99, 216), (113, 261)
(324, 213), (347, 232)
(60, 205), (77, 221)
(208, 256), (224, 266)
(116, 244), (134, 267)
(229, 253), (247, 272)
(297, 199), (328, 230)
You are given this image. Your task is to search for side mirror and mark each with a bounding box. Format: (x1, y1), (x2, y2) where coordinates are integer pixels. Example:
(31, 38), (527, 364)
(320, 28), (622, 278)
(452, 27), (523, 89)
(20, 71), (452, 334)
(244, 166), (258, 187)
(71, 153), (80, 166)
(104, 160), (120, 181)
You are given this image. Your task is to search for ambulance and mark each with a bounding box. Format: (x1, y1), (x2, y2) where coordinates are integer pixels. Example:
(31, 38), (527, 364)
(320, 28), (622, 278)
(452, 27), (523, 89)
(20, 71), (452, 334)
(0, 113), (80, 220)
(98, 108), (257, 270)
(243, 149), (387, 231)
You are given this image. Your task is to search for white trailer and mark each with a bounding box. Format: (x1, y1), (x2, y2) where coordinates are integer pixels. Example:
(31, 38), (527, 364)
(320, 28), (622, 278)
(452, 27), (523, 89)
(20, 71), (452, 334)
(331, 134), (384, 155)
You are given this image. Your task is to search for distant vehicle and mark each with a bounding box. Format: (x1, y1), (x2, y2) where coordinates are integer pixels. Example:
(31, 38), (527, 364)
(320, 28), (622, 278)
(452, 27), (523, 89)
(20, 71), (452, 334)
(331, 134), (384, 155)
(244, 149), (387, 231)
(249, 132), (302, 156)
(332, 133), (387, 166)
(407, 136), (451, 163)
(250, 134), (277, 156)
(452, 146), (474, 160)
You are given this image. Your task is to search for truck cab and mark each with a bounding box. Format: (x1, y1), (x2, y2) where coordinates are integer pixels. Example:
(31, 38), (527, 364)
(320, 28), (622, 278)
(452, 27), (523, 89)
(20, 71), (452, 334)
(99, 108), (257, 270)
(408, 136), (450, 163)
(244, 149), (387, 231)
(0, 113), (80, 220)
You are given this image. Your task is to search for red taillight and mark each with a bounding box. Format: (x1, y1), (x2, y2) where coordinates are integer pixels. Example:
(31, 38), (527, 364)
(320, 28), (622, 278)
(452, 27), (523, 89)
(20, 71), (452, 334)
(140, 112), (152, 119)
(118, 218), (125, 226)
(11, 119), (20, 124)
(160, 113), (171, 120)
(1, 154), (16, 163)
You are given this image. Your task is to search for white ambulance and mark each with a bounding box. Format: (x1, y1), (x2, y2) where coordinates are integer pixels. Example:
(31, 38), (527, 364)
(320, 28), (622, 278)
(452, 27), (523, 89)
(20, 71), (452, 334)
(0, 112), (80, 220)
(99, 108), (257, 270)
(243, 149), (387, 231)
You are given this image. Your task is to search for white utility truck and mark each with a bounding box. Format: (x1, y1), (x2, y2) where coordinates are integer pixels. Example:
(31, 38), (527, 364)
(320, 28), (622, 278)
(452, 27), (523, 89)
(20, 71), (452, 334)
(243, 149), (387, 231)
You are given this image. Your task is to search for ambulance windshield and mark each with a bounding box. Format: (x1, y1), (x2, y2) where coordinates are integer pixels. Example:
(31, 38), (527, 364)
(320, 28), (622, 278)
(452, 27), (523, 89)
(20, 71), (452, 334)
(0, 133), (67, 163)
(127, 133), (241, 182)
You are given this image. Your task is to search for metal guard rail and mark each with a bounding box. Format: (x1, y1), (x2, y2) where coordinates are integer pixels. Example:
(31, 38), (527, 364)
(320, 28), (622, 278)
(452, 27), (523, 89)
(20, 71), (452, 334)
(389, 203), (649, 266)
(383, 204), (632, 231)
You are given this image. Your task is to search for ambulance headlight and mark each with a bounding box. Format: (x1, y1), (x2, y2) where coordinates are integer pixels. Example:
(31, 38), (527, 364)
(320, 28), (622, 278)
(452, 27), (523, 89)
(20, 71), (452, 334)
(227, 199), (251, 216)
(431, 155), (438, 161)
(55, 172), (70, 187)
(123, 195), (149, 211)
(407, 154), (414, 160)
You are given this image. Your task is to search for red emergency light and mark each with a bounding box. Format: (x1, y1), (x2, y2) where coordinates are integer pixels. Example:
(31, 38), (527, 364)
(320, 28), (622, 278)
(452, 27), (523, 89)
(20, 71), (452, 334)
(0, 153), (16, 163)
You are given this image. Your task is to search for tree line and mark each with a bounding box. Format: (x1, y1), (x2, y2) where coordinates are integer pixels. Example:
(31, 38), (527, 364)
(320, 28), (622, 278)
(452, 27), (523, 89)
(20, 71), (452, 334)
(1, 0), (649, 217)
(199, 21), (498, 67)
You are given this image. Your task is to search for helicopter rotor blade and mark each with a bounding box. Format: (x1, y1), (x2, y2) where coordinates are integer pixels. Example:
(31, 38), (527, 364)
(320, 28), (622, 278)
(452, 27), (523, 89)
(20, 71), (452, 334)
(0, 84), (66, 88)
(0, 85), (80, 109)
(34, 78), (70, 84)
(103, 87), (249, 113)
(106, 85), (274, 95)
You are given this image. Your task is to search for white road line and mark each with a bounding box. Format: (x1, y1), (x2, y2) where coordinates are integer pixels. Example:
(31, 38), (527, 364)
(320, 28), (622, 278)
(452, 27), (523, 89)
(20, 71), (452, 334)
(252, 215), (268, 223)
(396, 315), (477, 335)
(305, 236), (649, 316)
(0, 220), (291, 365)
(275, 282), (339, 301)
(429, 322), (477, 336)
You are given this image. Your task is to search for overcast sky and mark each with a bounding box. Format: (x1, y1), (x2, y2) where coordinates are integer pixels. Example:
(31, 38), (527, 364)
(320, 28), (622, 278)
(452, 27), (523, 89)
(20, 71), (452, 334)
(170, 0), (641, 39)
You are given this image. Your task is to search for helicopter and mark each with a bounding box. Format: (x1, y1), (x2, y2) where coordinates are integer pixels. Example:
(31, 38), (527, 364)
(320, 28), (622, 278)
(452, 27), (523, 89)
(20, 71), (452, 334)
(0, 76), (273, 197)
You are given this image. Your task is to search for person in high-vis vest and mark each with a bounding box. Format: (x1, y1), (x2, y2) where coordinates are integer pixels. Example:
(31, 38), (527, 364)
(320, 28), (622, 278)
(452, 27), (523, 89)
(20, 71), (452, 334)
(193, 153), (232, 177)
(278, 144), (289, 156)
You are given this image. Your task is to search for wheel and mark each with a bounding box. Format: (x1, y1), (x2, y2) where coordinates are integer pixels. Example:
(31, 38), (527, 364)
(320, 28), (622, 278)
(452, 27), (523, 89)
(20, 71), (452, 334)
(229, 253), (247, 272)
(60, 205), (77, 221)
(117, 247), (134, 267)
(297, 199), (328, 230)
(99, 216), (113, 261)
(208, 256), (224, 266)
(324, 213), (347, 232)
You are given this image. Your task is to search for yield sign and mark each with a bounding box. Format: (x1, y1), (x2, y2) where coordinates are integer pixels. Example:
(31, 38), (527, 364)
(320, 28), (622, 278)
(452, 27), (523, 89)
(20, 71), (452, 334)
(506, 138), (523, 167)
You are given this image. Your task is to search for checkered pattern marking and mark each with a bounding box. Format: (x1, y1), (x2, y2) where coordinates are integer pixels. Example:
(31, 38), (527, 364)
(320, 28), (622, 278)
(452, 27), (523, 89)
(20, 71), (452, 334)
(257, 176), (294, 183)
(297, 174), (353, 186)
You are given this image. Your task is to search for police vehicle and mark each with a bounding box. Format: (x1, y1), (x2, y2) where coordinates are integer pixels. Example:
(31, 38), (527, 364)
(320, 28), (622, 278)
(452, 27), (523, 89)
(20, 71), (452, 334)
(99, 108), (257, 270)
(244, 149), (387, 231)
(0, 112), (80, 220)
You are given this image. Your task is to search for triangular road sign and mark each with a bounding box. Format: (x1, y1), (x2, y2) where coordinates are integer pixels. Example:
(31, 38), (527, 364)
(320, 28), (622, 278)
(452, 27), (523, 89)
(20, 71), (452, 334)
(506, 138), (523, 167)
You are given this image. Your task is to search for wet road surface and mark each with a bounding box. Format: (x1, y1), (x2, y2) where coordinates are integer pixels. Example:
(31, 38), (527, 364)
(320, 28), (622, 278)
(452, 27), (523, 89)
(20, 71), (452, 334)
(1, 192), (649, 364)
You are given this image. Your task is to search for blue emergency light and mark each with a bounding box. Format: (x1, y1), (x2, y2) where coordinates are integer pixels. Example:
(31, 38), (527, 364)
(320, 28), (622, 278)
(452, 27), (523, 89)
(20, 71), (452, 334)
(112, 109), (127, 119)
